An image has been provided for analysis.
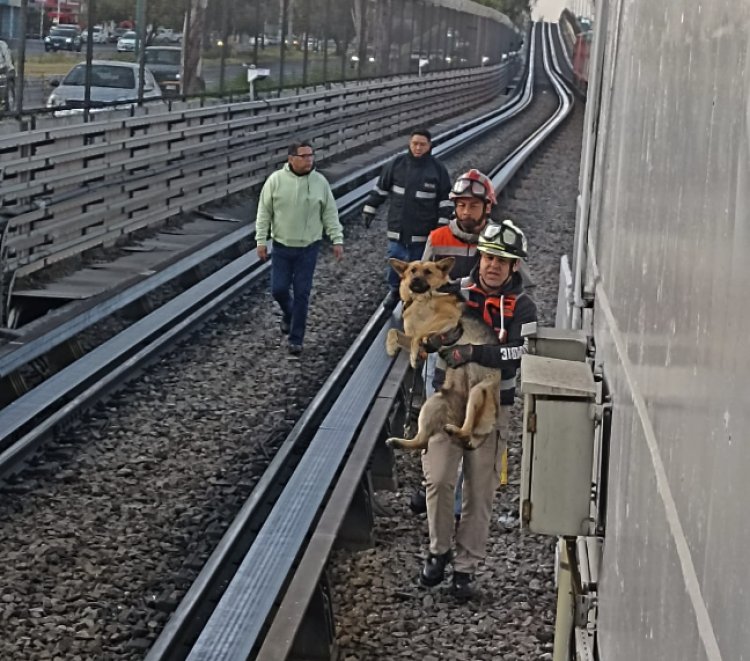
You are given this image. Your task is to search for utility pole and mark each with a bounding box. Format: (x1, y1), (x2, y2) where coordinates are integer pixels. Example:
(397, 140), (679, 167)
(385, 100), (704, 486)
(182, 0), (208, 94)
(84, 0), (94, 119)
(15, 0), (29, 112)
(135, 0), (146, 56)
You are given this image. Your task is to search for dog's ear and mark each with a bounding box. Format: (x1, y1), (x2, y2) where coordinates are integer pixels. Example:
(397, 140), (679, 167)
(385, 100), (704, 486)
(389, 258), (410, 277)
(435, 257), (455, 276)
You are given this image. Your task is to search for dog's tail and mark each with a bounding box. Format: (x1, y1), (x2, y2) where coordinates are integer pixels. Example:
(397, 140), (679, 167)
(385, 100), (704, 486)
(444, 378), (498, 442)
(385, 436), (429, 451)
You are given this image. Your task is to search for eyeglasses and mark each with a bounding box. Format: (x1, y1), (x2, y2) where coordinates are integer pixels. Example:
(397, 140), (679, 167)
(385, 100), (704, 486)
(293, 152), (315, 159)
(483, 223), (519, 246)
(451, 178), (488, 198)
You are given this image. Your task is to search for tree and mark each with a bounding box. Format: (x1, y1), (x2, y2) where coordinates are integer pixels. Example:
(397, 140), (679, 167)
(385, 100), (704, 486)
(473, 0), (535, 26)
(94, 0), (185, 31)
(303, 0), (355, 55)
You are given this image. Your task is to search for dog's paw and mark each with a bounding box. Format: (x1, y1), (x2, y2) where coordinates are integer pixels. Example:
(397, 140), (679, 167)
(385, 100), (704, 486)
(444, 424), (469, 440)
(409, 348), (424, 369)
(385, 437), (400, 448)
(386, 329), (400, 356)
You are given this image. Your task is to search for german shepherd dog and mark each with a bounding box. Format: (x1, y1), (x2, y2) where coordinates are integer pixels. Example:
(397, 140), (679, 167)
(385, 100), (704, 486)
(385, 258), (501, 451)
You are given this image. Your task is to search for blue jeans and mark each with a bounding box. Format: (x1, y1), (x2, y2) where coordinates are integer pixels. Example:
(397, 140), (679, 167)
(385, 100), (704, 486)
(386, 240), (426, 292)
(271, 241), (320, 347)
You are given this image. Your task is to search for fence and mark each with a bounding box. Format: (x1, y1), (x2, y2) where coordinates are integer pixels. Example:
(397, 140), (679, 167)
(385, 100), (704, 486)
(2, 0), (523, 115)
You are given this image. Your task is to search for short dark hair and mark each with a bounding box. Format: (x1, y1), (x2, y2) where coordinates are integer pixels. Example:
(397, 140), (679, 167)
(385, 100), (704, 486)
(288, 140), (313, 156)
(410, 128), (432, 142)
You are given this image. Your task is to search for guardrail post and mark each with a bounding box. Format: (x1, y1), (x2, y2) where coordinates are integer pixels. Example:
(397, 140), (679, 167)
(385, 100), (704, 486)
(370, 426), (399, 491)
(0, 373), (27, 406)
(335, 473), (375, 550)
(46, 338), (85, 374)
(288, 570), (337, 661)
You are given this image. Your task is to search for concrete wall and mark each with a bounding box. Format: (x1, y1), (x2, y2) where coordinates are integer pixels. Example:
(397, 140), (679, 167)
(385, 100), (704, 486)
(580, 0), (750, 659)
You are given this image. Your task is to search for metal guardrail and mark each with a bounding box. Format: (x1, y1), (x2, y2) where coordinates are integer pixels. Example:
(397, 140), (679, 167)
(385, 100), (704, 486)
(0, 223), (254, 380)
(0, 250), (268, 476)
(0, 64), (516, 296)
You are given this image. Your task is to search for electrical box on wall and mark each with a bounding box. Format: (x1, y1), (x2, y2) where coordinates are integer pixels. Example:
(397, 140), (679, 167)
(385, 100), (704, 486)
(520, 355), (596, 537)
(525, 326), (589, 362)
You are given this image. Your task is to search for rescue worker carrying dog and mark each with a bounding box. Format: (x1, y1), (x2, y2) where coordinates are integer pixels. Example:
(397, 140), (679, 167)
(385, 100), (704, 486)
(362, 128), (453, 310)
(409, 169), (497, 516)
(419, 219), (537, 600)
(422, 169), (497, 388)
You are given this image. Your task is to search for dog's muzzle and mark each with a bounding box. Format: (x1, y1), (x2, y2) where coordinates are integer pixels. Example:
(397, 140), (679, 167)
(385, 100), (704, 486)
(409, 278), (430, 294)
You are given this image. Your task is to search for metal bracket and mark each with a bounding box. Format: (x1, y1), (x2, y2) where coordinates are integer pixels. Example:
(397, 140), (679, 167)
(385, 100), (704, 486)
(574, 593), (597, 628)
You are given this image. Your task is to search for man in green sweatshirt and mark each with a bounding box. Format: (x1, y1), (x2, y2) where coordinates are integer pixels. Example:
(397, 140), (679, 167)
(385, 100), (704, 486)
(256, 140), (344, 356)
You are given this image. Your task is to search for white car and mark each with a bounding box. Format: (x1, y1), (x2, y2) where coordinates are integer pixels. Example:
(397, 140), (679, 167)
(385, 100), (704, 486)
(82, 26), (109, 44)
(0, 39), (15, 110)
(117, 31), (138, 52)
(154, 28), (181, 44)
(47, 60), (162, 112)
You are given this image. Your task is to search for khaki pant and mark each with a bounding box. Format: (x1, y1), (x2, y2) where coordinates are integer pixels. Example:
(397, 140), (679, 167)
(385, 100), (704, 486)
(422, 406), (510, 573)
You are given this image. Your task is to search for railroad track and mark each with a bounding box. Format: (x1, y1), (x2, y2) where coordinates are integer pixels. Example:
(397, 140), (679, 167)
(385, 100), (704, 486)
(0, 21), (580, 658)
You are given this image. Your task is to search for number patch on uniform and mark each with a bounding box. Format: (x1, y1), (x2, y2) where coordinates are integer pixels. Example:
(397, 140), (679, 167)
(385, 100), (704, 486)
(500, 346), (524, 361)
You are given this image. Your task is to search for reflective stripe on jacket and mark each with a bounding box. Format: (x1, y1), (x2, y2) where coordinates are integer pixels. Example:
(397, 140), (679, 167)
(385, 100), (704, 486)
(363, 151), (452, 244)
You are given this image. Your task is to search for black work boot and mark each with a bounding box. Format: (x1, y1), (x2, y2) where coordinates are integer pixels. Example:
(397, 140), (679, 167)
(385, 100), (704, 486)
(452, 571), (475, 600)
(409, 488), (427, 514)
(420, 550), (452, 587)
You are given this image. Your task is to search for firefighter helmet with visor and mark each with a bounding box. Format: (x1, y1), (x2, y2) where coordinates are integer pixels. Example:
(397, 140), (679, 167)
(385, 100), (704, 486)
(449, 169), (497, 206)
(477, 219), (528, 259)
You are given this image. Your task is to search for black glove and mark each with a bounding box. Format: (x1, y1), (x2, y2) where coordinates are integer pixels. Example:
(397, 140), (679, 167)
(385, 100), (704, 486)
(421, 324), (463, 353)
(363, 211), (375, 228)
(421, 333), (444, 354)
(438, 344), (474, 368)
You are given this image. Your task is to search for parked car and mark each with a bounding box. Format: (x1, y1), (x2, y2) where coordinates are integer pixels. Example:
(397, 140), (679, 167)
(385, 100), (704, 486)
(44, 25), (83, 52)
(109, 27), (127, 43)
(46, 60), (162, 111)
(116, 31), (138, 53)
(144, 46), (181, 97)
(153, 28), (181, 44)
(82, 26), (109, 44)
(0, 39), (15, 111)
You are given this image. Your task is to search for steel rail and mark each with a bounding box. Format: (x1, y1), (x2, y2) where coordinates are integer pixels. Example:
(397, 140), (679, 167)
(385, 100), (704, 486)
(0, 253), (270, 475)
(0, 222), (254, 379)
(145, 308), (394, 661)
(490, 23), (574, 195)
(145, 22), (576, 661)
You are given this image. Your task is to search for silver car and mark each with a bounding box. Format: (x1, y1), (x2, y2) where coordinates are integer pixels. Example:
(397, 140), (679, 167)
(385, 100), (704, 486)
(47, 60), (162, 111)
(0, 39), (14, 110)
(117, 30), (138, 52)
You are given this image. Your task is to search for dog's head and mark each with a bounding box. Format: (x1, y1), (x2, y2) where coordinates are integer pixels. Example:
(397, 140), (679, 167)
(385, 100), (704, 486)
(389, 257), (455, 300)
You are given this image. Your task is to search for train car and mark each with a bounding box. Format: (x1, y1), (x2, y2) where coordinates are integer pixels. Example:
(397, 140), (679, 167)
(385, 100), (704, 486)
(553, 0), (749, 658)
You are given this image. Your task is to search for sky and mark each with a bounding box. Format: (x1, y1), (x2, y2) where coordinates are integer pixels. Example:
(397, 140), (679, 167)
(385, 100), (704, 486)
(532, 0), (569, 20)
